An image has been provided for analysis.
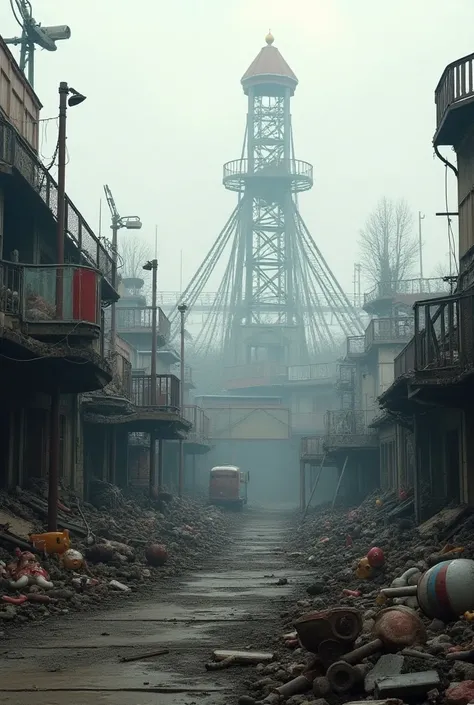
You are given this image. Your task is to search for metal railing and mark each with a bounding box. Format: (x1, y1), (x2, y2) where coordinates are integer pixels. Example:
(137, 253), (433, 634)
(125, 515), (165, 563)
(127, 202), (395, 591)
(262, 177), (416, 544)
(347, 336), (365, 356)
(115, 353), (132, 398)
(394, 338), (416, 378)
(325, 409), (376, 437)
(131, 374), (180, 410)
(364, 278), (447, 306)
(413, 294), (469, 371)
(301, 436), (325, 458)
(0, 117), (114, 286)
(288, 362), (337, 382)
(365, 317), (414, 350)
(435, 51), (474, 128)
(0, 260), (21, 314)
(116, 306), (170, 340)
(0, 260), (101, 325)
(183, 405), (210, 444)
(223, 157), (313, 180)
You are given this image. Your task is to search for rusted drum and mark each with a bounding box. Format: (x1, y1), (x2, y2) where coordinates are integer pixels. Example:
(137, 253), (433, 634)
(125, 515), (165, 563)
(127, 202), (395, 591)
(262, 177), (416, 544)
(294, 608), (362, 653)
(417, 559), (474, 621)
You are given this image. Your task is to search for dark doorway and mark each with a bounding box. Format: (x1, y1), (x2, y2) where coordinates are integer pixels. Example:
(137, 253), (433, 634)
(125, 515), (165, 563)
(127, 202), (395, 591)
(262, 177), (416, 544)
(445, 429), (460, 503)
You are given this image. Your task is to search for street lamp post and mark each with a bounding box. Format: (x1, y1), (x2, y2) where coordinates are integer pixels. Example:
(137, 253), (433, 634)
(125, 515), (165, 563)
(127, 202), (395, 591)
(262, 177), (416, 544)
(106, 192), (142, 360)
(177, 303), (188, 497)
(143, 259), (158, 496)
(418, 211), (425, 283)
(48, 82), (86, 533)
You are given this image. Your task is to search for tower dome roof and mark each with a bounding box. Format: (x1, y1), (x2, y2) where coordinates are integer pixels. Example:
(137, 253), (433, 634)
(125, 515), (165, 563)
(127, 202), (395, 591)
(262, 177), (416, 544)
(241, 33), (298, 96)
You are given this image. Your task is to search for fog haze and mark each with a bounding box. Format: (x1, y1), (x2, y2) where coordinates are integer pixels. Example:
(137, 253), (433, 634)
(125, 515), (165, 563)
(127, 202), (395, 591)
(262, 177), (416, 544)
(2, 0), (471, 293)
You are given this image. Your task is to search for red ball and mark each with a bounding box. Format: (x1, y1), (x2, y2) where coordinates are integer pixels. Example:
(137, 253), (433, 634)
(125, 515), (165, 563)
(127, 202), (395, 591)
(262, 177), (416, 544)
(145, 543), (168, 567)
(367, 546), (385, 568)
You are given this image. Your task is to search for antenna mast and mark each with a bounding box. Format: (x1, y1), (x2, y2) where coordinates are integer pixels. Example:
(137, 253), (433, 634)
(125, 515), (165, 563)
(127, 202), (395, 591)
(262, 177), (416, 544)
(4, 1), (71, 88)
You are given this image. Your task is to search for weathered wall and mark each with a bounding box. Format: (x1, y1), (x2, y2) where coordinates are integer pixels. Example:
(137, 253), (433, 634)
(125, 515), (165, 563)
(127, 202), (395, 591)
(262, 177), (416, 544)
(0, 38), (41, 150)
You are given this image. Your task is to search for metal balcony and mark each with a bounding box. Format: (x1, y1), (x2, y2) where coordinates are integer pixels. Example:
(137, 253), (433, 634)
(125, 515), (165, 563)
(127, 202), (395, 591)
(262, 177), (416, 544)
(116, 306), (170, 341)
(434, 52), (474, 146)
(300, 436), (325, 461)
(324, 409), (378, 452)
(223, 157), (313, 194)
(0, 260), (101, 337)
(131, 374), (180, 410)
(365, 317), (414, 352)
(183, 404), (211, 448)
(0, 118), (115, 290)
(364, 278), (447, 311)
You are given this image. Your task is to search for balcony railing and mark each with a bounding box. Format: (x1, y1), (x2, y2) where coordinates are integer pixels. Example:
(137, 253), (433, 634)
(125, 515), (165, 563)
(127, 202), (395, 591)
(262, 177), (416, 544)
(364, 278), (447, 306)
(413, 294), (473, 372)
(0, 261), (101, 326)
(435, 51), (474, 129)
(115, 353), (132, 399)
(324, 409), (378, 449)
(301, 436), (325, 459)
(288, 362), (337, 382)
(394, 338), (416, 378)
(223, 157), (313, 193)
(347, 336), (365, 356)
(184, 405), (210, 444)
(0, 118), (114, 286)
(365, 317), (414, 350)
(131, 374), (180, 410)
(325, 409), (374, 435)
(116, 306), (170, 340)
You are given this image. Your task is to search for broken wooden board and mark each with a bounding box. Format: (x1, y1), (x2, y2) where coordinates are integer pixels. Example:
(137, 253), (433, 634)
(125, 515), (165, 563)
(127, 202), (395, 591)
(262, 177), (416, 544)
(418, 506), (469, 537)
(0, 510), (35, 539)
(213, 650), (274, 664)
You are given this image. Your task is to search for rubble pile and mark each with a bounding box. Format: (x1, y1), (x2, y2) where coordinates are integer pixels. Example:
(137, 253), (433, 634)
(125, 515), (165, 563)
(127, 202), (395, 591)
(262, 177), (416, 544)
(0, 481), (231, 624)
(242, 493), (474, 705)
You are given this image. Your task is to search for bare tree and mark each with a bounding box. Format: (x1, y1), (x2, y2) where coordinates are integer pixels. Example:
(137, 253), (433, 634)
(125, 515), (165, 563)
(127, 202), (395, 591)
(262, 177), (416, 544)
(430, 261), (453, 293)
(359, 198), (418, 286)
(118, 235), (152, 280)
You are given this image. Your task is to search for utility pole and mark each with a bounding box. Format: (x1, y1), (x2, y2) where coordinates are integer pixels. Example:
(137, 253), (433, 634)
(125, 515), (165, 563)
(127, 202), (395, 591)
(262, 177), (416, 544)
(418, 212), (425, 282)
(178, 303), (188, 497)
(103, 185), (142, 361)
(143, 259), (158, 496)
(49, 82), (86, 533)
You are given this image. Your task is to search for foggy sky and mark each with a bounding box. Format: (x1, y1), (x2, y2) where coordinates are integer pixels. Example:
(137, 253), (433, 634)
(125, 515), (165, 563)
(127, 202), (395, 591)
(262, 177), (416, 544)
(1, 0), (471, 295)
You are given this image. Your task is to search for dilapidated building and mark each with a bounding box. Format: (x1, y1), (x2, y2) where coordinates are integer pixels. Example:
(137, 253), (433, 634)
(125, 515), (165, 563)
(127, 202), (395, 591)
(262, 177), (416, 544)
(379, 51), (474, 522)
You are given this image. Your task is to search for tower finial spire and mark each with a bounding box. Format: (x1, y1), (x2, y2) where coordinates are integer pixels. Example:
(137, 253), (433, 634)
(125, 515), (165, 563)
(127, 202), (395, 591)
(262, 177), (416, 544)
(265, 30), (274, 45)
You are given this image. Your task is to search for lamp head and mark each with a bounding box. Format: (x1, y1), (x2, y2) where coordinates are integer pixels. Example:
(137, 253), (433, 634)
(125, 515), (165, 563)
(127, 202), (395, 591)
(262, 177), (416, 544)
(178, 303), (188, 314)
(68, 87), (86, 107)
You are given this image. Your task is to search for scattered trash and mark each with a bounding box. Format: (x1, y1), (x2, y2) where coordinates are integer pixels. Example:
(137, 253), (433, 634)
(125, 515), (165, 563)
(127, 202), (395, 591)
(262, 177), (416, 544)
(109, 579), (131, 592)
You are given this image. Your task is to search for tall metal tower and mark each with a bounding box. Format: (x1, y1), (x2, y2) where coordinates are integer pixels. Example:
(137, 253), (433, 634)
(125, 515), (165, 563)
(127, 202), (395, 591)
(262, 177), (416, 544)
(169, 34), (363, 367)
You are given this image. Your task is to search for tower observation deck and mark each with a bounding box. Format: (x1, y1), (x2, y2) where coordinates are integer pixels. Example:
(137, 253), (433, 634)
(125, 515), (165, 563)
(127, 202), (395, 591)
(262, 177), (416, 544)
(168, 34), (363, 379)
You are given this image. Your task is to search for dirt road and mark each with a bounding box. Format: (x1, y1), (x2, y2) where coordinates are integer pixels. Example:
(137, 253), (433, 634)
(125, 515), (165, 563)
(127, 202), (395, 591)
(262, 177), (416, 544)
(0, 508), (311, 705)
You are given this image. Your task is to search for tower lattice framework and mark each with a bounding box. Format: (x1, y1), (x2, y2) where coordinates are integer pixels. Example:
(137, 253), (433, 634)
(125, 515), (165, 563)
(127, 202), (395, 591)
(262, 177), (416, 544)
(169, 34), (363, 365)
